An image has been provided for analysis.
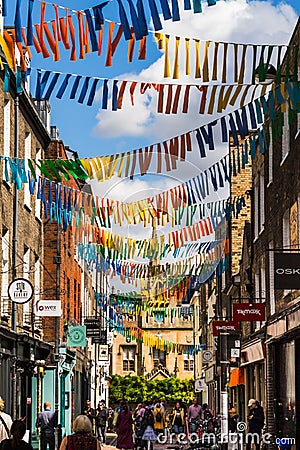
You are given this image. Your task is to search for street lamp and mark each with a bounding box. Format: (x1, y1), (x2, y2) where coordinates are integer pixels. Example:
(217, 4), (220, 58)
(255, 64), (277, 84)
(219, 331), (229, 448)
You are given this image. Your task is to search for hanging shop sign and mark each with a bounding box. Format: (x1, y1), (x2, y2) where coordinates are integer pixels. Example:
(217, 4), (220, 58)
(232, 303), (265, 322)
(92, 331), (107, 345)
(8, 278), (34, 304)
(67, 326), (87, 347)
(35, 300), (62, 317)
(202, 350), (213, 363)
(84, 317), (102, 337)
(194, 379), (207, 392)
(212, 320), (239, 336)
(98, 344), (109, 361)
(274, 252), (300, 289)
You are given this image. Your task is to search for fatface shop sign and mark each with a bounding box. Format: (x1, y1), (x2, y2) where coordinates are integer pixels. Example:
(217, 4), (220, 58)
(233, 303), (265, 322)
(274, 252), (300, 289)
(212, 321), (239, 336)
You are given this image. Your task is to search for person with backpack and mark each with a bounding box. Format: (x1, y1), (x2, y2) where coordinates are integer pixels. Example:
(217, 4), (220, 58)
(153, 403), (165, 436)
(141, 404), (156, 450)
(171, 401), (185, 443)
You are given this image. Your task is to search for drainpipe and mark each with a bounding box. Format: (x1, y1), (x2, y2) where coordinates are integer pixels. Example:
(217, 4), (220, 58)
(54, 222), (61, 449)
(11, 93), (20, 419)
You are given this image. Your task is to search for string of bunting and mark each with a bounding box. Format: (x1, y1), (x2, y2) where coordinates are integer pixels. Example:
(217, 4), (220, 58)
(101, 291), (200, 314)
(28, 66), (270, 116)
(10, 0), (218, 58)
(4, 1), (298, 85)
(155, 33), (299, 81)
(103, 257), (229, 305)
(2, 150), (246, 230)
(78, 237), (229, 281)
(98, 279), (193, 309)
(106, 312), (202, 354)
(2, 81), (299, 186)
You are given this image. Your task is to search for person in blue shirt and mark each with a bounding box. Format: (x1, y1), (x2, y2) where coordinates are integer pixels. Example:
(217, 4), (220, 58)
(36, 402), (57, 450)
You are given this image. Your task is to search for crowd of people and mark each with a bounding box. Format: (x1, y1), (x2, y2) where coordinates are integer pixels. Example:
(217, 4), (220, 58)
(0, 394), (268, 450)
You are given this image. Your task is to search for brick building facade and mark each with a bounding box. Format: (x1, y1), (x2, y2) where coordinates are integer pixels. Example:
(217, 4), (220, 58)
(0, 68), (52, 436)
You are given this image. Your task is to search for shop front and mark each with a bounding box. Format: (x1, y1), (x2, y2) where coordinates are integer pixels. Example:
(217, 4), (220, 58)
(229, 368), (245, 422)
(241, 339), (266, 421)
(267, 307), (300, 445)
(0, 326), (16, 417)
(205, 364), (218, 413)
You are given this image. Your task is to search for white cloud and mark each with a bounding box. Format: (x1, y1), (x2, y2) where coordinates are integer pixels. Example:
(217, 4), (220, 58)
(92, 0), (298, 142)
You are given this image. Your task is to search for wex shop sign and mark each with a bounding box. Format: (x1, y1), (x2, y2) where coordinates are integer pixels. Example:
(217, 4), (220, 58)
(36, 300), (62, 317)
(274, 252), (300, 289)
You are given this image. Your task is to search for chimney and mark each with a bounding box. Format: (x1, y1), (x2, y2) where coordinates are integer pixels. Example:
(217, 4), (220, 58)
(50, 126), (60, 140)
(34, 99), (51, 133)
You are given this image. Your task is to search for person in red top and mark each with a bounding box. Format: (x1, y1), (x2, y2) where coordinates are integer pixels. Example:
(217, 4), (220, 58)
(116, 402), (134, 450)
(59, 415), (100, 450)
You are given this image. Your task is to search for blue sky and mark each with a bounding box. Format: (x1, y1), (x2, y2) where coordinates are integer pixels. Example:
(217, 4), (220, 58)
(5, 0), (299, 290)
(5, 0), (300, 203)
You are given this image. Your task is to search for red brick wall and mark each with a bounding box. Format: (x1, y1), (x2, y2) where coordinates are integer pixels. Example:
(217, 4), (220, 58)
(43, 141), (82, 344)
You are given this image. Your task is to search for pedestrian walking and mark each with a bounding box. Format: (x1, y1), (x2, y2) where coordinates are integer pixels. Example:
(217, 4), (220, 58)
(59, 415), (100, 450)
(0, 397), (12, 443)
(36, 402), (57, 450)
(170, 401), (185, 443)
(113, 402), (123, 429)
(107, 407), (115, 432)
(187, 397), (202, 434)
(96, 401), (107, 444)
(133, 404), (142, 421)
(228, 404), (238, 433)
(153, 403), (165, 436)
(116, 402), (134, 450)
(0, 419), (33, 450)
(246, 399), (265, 450)
(141, 405), (156, 450)
(82, 400), (96, 430)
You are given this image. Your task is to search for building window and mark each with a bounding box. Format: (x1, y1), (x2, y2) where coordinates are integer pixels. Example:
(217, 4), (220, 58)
(254, 171), (265, 238)
(268, 125), (273, 184)
(1, 227), (10, 316)
(34, 256), (40, 306)
(269, 241), (275, 316)
(123, 346), (135, 371)
(260, 173), (265, 229)
(283, 209), (290, 249)
(184, 354), (194, 371)
(283, 209), (290, 296)
(35, 148), (42, 219)
(24, 132), (31, 207)
(254, 178), (259, 238)
(153, 349), (166, 367)
(3, 99), (10, 158)
(282, 104), (290, 162)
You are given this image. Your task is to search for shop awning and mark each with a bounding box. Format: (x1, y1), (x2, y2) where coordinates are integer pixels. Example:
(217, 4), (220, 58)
(229, 368), (245, 387)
